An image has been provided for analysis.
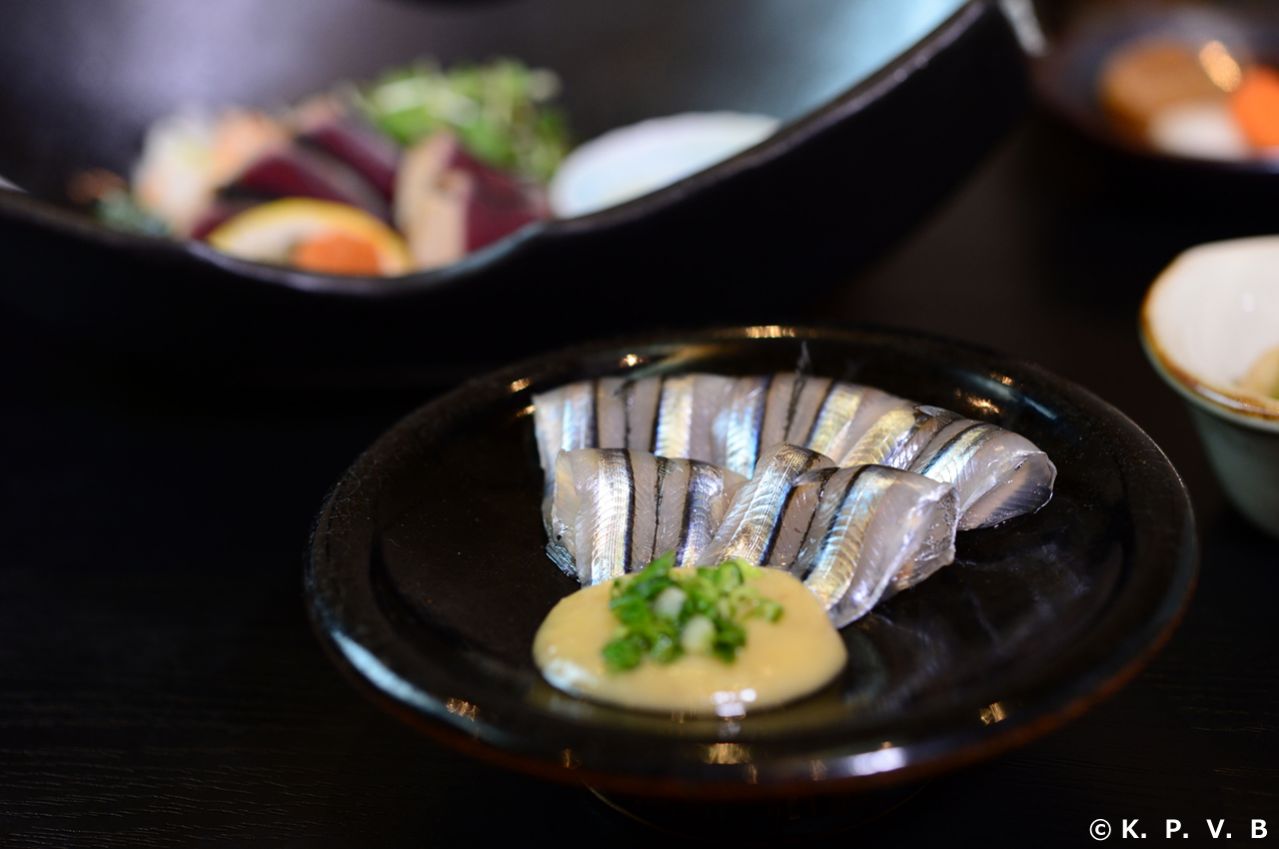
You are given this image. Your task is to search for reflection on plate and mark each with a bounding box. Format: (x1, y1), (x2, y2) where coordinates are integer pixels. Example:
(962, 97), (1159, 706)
(305, 326), (1197, 798)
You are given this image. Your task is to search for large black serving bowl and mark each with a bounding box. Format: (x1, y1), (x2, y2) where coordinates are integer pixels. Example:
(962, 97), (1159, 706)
(1032, 1), (1279, 188)
(0, 0), (1026, 370)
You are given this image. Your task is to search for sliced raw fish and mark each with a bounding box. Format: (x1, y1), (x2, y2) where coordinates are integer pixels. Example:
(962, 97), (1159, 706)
(762, 466), (836, 568)
(696, 444), (835, 567)
(709, 375), (907, 476)
(837, 404), (959, 469)
(297, 115), (400, 203)
(291, 95), (400, 202)
(783, 376), (835, 446)
(758, 373), (800, 457)
(533, 379), (598, 487)
(711, 375), (772, 477)
(802, 381), (874, 458)
(792, 465), (958, 627)
(548, 449), (743, 584)
(650, 375), (734, 463)
(806, 385), (909, 461)
(909, 419), (1056, 530)
(534, 379), (616, 528)
(395, 131), (547, 269)
(532, 374), (734, 480)
(221, 146), (391, 222)
(710, 374), (913, 470)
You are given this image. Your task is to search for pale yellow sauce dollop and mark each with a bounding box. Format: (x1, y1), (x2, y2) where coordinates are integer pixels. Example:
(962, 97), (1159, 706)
(533, 568), (847, 715)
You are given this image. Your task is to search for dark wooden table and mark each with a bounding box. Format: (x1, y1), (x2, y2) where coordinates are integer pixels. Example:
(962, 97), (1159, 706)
(3, 115), (1276, 847)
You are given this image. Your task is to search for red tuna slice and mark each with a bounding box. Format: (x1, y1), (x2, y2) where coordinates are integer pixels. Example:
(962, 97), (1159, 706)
(222, 146), (390, 222)
(293, 99), (399, 203)
(298, 122), (399, 202)
(394, 132), (547, 270)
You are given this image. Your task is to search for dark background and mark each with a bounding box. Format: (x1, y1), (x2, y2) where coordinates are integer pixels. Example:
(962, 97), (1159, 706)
(2, 113), (1277, 846)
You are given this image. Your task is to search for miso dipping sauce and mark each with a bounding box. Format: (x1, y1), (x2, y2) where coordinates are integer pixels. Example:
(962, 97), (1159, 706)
(533, 568), (846, 716)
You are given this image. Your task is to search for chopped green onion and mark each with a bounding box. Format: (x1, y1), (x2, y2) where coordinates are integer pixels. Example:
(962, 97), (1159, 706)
(600, 552), (785, 673)
(601, 633), (645, 671)
(653, 586), (686, 620)
(680, 615), (716, 654)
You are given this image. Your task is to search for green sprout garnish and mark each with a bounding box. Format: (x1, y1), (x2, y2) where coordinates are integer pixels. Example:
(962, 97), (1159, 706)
(356, 58), (569, 182)
(601, 552), (784, 673)
(94, 189), (169, 237)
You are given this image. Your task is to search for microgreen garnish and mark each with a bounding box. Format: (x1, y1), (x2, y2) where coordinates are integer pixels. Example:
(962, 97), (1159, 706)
(357, 59), (569, 181)
(601, 553), (784, 672)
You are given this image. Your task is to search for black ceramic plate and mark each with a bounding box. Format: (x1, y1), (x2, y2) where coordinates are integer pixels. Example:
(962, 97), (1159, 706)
(305, 326), (1197, 798)
(0, 0), (1025, 367)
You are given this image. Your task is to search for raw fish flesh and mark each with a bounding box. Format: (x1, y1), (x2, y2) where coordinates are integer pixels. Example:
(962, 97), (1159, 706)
(548, 449), (744, 584)
(696, 443), (836, 567)
(790, 465), (958, 626)
(909, 419), (1056, 530)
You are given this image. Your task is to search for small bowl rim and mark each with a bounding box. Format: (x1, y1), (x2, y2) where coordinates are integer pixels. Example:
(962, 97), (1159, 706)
(1139, 235), (1279, 431)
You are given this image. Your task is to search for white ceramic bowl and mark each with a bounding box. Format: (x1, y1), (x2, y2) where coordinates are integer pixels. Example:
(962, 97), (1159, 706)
(1141, 235), (1279, 536)
(548, 112), (780, 218)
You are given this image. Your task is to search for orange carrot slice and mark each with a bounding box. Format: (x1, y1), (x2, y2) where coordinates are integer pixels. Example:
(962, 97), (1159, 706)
(1230, 66), (1279, 149)
(291, 231), (384, 275)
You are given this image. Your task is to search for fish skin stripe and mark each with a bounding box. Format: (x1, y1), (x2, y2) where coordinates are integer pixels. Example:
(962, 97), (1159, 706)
(759, 451), (825, 565)
(649, 456), (668, 568)
(621, 380), (635, 449)
(801, 465), (872, 581)
(752, 374), (773, 473)
(649, 376), (666, 454)
(802, 379), (838, 446)
(622, 449), (637, 570)
(916, 421), (994, 476)
(784, 373), (804, 442)
(675, 462), (699, 565)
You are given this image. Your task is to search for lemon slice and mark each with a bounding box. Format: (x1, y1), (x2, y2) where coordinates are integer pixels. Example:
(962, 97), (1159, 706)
(207, 198), (411, 276)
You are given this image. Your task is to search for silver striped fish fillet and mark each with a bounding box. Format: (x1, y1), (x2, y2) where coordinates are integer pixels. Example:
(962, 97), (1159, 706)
(534, 374), (913, 478)
(790, 465), (958, 627)
(908, 417), (1056, 530)
(548, 449), (745, 585)
(836, 404), (960, 469)
(533, 372), (1054, 547)
(533, 375), (734, 468)
(695, 444), (836, 568)
(710, 375), (773, 477)
(711, 375), (910, 474)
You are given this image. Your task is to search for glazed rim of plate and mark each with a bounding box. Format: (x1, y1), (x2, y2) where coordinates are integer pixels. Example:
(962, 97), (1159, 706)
(305, 325), (1198, 799)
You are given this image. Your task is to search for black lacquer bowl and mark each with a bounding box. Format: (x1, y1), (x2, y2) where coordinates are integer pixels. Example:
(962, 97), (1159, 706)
(306, 326), (1198, 799)
(0, 0), (1025, 368)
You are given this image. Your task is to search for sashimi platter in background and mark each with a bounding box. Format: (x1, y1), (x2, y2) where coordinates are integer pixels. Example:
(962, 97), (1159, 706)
(74, 58), (778, 277)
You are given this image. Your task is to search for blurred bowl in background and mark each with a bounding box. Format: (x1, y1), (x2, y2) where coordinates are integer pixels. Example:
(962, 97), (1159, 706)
(1033, 1), (1279, 180)
(0, 0), (1026, 373)
(1141, 235), (1279, 538)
